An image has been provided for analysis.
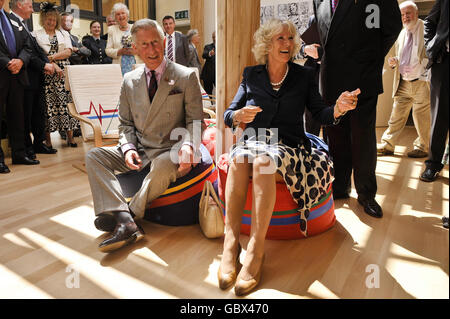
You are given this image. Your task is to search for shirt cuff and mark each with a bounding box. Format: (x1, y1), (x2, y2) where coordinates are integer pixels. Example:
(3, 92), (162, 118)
(121, 143), (137, 156)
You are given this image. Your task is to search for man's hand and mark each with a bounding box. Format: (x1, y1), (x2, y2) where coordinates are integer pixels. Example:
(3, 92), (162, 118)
(388, 57), (398, 68)
(44, 63), (55, 75)
(305, 44), (321, 59)
(209, 49), (215, 57)
(124, 150), (142, 170)
(7, 59), (24, 74)
(234, 105), (262, 124)
(334, 88), (361, 118)
(178, 144), (197, 175)
(72, 47), (79, 53)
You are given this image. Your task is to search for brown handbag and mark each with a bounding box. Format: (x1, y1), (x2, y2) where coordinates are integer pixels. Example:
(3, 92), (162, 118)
(199, 180), (225, 238)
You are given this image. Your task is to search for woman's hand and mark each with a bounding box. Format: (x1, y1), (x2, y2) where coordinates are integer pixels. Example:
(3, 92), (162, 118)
(334, 89), (361, 118)
(118, 47), (133, 56)
(234, 106), (262, 124)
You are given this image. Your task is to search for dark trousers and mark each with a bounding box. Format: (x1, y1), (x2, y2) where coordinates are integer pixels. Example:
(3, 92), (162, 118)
(24, 86), (46, 151)
(0, 76), (25, 160)
(426, 53), (449, 170)
(203, 79), (215, 95)
(325, 95), (378, 199)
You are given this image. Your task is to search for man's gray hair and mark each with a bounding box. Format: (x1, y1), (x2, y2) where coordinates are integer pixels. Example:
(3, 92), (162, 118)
(111, 3), (129, 19)
(399, 0), (418, 11)
(9, 0), (30, 10)
(131, 19), (165, 42)
(186, 29), (198, 42)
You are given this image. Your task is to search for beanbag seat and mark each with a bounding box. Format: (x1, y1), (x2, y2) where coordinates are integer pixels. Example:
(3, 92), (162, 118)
(117, 144), (218, 226)
(217, 153), (335, 240)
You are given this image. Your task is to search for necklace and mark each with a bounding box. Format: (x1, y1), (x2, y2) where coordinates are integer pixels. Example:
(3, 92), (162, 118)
(269, 64), (289, 87)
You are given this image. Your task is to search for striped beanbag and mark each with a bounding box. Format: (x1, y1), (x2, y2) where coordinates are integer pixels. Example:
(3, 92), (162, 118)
(218, 154), (335, 240)
(117, 144), (218, 226)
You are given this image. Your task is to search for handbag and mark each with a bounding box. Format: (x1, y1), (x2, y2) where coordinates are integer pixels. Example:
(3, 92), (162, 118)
(199, 180), (225, 238)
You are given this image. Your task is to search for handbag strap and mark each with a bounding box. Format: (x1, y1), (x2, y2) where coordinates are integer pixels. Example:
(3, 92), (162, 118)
(206, 180), (221, 207)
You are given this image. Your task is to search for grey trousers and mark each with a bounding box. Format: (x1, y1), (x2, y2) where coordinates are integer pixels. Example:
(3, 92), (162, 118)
(85, 146), (178, 219)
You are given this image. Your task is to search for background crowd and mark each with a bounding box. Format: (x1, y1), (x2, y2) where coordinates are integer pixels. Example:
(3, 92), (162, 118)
(0, 0), (216, 174)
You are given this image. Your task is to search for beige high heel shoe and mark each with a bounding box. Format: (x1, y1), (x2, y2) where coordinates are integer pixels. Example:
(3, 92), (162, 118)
(234, 254), (265, 296)
(217, 244), (242, 290)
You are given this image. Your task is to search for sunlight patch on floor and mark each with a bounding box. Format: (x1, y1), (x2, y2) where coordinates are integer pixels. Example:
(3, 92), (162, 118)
(385, 242), (449, 299)
(307, 280), (339, 299)
(3, 233), (35, 250)
(18, 228), (176, 299)
(0, 264), (53, 299)
(50, 205), (103, 239)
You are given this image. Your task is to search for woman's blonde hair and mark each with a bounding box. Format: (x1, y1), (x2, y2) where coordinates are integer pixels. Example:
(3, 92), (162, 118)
(39, 8), (60, 30)
(252, 19), (301, 65)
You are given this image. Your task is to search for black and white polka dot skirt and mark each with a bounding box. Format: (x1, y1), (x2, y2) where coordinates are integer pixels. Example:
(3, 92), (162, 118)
(229, 129), (334, 237)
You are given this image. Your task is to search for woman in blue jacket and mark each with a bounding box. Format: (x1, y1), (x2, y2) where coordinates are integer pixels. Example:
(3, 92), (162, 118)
(219, 19), (360, 296)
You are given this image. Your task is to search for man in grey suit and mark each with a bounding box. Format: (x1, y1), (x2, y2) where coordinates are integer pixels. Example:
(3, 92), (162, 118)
(85, 19), (204, 253)
(162, 15), (191, 67)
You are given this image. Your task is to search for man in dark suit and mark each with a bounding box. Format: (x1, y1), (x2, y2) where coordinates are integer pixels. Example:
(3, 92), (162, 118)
(100, 14), (116, 42)
(162, 15), (191, 67)
(61, 12), (91, 65)
(0, 0), (38, 174)
(200, 31), (215, 95)
(9, 0), (57, 159)
(313, 0), (402, 217)
(300, 15), (323, 136)
(420, 0), (449, 182)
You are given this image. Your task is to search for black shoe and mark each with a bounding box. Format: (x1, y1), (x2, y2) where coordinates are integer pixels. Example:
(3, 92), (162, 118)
(0, 162), (10, 174)
(11, 156), (40, 165)
(443, 217), (449, 229)
(34, 143), (58, 154)
(26, 150), (36, 160)
(67, 140), (78, 148)
(333, 192), (350, 199)
(98, 222), (145, 253)
(94, 215), (117, 232)
(357, 197), (383, 218)
(420, 167), (440, 182)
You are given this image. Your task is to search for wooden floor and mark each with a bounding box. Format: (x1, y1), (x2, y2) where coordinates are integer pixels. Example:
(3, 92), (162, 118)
(0, 127), (448, 299)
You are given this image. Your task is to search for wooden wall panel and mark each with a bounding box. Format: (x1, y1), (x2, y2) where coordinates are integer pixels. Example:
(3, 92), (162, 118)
(216, 0), (260, 159)
(128, 0), (148, 21)
(189, 0), (204, 65)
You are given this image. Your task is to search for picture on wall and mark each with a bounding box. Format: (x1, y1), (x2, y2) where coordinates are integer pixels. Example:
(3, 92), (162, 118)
(261, 0), (314, 59)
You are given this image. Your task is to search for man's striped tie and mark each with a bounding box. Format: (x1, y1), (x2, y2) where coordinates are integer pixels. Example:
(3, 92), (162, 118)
(167, 35), (174, 61)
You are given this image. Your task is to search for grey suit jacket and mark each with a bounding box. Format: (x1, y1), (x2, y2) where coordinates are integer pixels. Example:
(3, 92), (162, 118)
(165, 32), (191, 67)
(118, 60), (204, 167)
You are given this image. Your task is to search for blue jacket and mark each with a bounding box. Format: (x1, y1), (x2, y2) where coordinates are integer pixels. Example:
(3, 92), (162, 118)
(224, 61), (335, 152)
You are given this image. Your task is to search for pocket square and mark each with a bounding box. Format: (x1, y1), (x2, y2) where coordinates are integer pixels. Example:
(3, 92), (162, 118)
(169, 88), (183, 95)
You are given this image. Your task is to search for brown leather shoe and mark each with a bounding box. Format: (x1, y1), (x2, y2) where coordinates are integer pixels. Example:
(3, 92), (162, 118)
(98, 221), (145, 253)
(234, 254), (265, 296)
(218, 244), (242, 290)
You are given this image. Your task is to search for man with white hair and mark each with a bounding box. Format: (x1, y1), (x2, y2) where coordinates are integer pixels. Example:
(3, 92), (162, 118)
(85, 19), (203, 253)
(377, 1), (431, 158)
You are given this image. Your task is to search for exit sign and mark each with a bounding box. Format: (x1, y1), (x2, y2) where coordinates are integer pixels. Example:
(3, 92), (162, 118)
(175, 10), (189, 20)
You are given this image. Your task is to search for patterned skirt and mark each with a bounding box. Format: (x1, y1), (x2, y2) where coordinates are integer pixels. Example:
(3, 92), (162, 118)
(229, 129), (334, 237)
